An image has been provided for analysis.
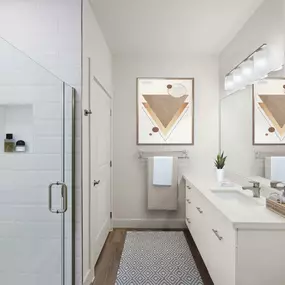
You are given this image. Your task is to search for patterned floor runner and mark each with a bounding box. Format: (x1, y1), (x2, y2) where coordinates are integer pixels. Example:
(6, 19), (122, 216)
(115, 231), (204, 285)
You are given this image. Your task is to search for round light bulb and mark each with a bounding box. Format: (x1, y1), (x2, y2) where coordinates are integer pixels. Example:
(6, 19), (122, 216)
(225, 74), (234, 91)
(241, 60), (253, 76)
(233, 69), (242, 83)
(254, 47), (268, 68)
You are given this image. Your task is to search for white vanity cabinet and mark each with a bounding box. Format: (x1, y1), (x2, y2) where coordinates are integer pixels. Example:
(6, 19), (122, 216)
(186, 182), (236, 285)
(185, 178), (285, 285)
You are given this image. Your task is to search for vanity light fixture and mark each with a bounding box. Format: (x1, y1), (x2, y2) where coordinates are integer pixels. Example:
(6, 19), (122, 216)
(224, 44), (271, 95)
(233, 68), (242, 83)
(241, 59), (254, 76)
(225, 73), (234, 91)
(273, 65), (283, 71)
(254, 45), (268, 68)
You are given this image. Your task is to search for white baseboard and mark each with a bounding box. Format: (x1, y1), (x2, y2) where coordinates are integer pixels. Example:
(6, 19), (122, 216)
(83, 269), (95, 285)
(112, 218), (186, 229)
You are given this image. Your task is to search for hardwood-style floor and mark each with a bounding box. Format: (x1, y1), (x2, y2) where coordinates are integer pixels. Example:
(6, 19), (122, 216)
(94, 229), (213, 285)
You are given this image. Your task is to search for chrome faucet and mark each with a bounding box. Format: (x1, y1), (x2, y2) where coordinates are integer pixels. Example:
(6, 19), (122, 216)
(270, 181), (285, 191)
(242, 181), (261, 198)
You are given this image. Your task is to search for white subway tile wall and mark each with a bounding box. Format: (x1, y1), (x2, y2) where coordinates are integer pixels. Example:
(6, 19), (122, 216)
(0, 84), (75, 285)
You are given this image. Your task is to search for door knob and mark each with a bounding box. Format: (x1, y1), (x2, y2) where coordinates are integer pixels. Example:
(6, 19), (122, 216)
(93, 180), (100, 186)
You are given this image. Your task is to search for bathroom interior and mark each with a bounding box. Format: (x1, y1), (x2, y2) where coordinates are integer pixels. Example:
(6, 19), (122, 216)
(1, 0), (285, 285)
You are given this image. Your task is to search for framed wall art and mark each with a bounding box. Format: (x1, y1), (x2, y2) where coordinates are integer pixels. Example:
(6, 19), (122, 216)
(253, 78), (285, 145)
(137, 77), (194, 145)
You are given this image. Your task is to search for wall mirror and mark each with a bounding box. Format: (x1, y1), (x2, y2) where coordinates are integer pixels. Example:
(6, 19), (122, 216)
(220, 68), (285, 195)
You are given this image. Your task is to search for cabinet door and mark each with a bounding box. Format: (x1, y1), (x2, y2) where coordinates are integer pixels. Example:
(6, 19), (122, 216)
(186, 183), (236, 285)
(185, 181), (192, 228)
(185, 197), (192, 229)
(188, 187), (211, 267)
(206, 204), (236, 285)
(186, 181), (192, 193)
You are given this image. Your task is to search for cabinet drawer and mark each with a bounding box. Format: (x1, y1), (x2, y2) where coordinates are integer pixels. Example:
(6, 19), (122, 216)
(188, 187), (212, 266)
(185, 180), (194, 231)
(185, 180), (192, 191)
(185, 195), (192, 228)
(185, 181), (192, 200)
(186, 188), (191, 201)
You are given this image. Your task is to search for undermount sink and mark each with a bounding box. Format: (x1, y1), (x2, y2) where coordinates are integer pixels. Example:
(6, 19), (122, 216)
(211, 189), (264, 206)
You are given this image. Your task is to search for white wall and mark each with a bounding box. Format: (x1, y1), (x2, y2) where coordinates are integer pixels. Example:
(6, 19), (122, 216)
(113, 54), (219, 228)
(82, 1), (113, 284)
(0, 1), (82, 284)
(82, 0), (113, 96)
(219, 0), (284, 98)
(0, 0), (81, 86)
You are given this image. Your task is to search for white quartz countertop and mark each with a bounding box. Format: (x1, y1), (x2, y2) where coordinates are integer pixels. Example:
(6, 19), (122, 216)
(183, 170), (285, 230)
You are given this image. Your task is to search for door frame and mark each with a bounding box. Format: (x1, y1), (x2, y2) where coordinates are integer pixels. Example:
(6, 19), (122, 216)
(64, 84), (77, 285)
(81, 56), (113, 285)
(92, 75), (114, 231)
(61, 83), (76, 285)
(71, 87), (76, 285)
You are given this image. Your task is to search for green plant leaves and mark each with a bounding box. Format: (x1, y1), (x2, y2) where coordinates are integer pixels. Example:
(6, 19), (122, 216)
(214, 151), (227, 169)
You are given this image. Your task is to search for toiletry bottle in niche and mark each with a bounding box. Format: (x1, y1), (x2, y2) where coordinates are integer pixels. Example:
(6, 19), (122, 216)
(15, 140), (26, 152)
(4, 134), (15, 152)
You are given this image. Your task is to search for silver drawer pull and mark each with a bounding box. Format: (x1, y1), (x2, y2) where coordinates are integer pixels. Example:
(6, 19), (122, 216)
(212, 229), (223, 241)
(196, 207), (203, 214)
(186, 199), (191, 204)
(187, 186), (191, 190)
(186, 218), (191, 224)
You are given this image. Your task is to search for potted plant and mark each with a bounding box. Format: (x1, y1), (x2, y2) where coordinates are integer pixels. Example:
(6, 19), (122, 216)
(215, 152), (227, 182)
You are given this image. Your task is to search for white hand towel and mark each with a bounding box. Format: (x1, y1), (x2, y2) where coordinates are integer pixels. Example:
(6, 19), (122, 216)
(152, 156), (173, 186)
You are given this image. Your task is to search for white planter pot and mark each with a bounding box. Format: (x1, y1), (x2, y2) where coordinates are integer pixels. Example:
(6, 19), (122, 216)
(216, 169), (225, 183)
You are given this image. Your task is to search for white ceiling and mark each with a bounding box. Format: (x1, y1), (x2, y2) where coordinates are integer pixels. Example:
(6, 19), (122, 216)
(90, 0), (264, 55)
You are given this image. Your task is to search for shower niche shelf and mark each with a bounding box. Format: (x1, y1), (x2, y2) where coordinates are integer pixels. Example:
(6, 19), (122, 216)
(0, 104), (34, 154)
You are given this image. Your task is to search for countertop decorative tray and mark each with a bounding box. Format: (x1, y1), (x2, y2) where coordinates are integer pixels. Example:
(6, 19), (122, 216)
(266, 197), (285, 218)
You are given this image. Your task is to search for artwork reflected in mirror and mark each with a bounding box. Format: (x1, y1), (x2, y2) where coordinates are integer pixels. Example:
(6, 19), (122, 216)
(253, 78), (285, 145)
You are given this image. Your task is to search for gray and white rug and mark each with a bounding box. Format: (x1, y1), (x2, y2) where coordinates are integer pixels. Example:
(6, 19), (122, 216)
(115, 231), (204, 285)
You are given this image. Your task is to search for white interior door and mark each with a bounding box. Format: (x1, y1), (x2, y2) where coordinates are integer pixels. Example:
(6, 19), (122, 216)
(90, 79), (111, 266)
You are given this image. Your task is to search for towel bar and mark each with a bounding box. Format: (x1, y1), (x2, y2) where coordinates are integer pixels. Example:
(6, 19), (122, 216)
(255, 151), (285, 159)
(138, 150), (189, 159)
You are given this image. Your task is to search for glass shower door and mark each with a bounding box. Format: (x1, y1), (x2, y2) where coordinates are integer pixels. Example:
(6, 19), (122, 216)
(0, 37), (74, 285)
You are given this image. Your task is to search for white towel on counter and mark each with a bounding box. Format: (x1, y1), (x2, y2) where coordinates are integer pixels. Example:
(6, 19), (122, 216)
(153, 156), (173, 186)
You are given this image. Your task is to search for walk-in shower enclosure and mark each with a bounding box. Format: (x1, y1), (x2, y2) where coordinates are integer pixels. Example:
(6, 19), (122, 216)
(0, 37), (75, 285)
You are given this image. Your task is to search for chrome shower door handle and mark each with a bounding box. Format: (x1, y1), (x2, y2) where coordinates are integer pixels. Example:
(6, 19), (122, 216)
(48, 182), (68, 214)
